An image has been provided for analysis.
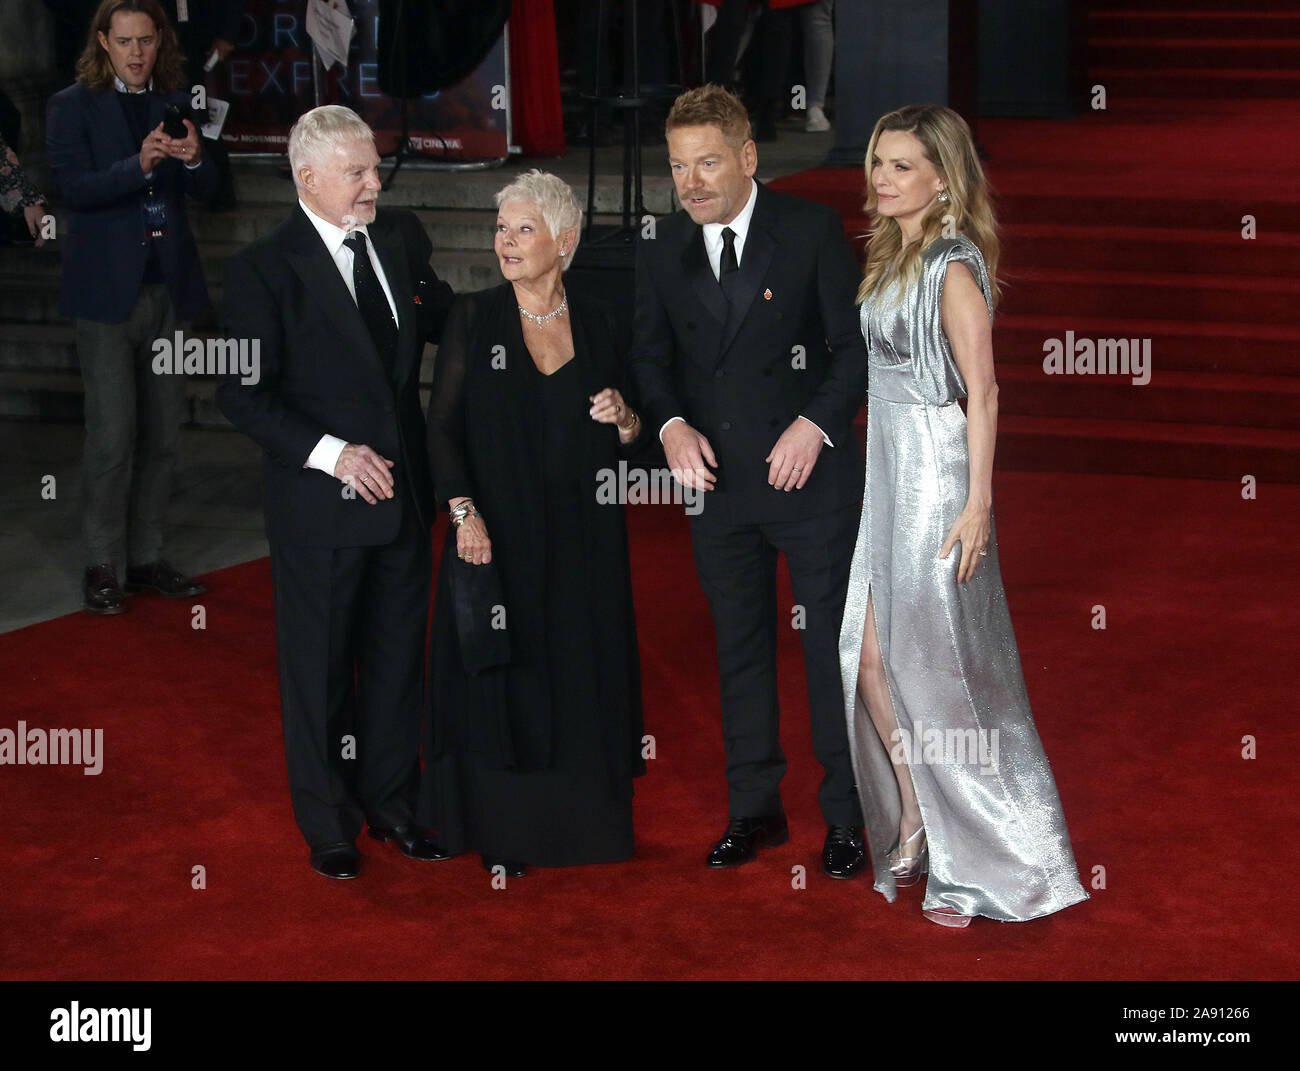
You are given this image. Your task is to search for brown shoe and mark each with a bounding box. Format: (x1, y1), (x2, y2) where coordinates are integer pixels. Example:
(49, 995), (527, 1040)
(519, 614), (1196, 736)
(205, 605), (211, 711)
(83, 564), (126, 615)
(124, 560), (207, 598)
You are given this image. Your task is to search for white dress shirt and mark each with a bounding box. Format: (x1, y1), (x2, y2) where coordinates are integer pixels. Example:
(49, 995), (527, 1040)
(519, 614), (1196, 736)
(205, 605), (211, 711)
(659, 178), (832, 448)
(298, 199), (400, 476)
(701, 176), (759, 281)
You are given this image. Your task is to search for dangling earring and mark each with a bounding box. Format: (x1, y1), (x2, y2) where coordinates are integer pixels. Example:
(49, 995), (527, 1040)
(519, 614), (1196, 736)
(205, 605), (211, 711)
(937, 189), (949, 203)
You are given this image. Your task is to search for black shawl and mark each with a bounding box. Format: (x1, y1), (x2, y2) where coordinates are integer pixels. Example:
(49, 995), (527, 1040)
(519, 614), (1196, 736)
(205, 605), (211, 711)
(425, 280), (657, 778)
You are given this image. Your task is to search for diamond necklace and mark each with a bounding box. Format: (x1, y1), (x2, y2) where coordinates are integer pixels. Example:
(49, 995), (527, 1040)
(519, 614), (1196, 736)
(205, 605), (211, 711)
(518, 290), (567, 327)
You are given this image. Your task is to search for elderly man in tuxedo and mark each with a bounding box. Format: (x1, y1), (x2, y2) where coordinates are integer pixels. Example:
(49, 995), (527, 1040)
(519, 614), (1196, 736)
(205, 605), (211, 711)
(217, 106), (455, 878)
(631, 85), (868, 877)
(46, 0), (214, 613)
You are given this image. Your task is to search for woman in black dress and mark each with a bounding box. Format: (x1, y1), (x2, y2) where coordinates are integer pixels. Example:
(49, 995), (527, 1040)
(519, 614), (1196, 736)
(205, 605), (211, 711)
(419, 170), (651, 875)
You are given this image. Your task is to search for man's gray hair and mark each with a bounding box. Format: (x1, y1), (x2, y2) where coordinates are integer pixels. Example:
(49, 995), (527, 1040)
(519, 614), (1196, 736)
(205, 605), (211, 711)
(288, 105), (375, 186)
(495, 169), (584, 270)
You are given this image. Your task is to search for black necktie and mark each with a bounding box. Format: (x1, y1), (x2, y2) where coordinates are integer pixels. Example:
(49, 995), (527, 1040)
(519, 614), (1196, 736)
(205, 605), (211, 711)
(344, 231), (397, 375)
(719, 226), (739, 303)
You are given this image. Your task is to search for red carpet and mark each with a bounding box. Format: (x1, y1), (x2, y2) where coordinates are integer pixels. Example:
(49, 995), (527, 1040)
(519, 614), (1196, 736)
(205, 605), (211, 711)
(768, 3), (1300, 482)
(6, 0), (1295, 985)
(2, 472), (1297, 980)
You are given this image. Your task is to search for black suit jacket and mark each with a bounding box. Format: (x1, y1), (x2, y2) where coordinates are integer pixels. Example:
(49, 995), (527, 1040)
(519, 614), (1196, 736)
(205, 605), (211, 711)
(216, 205), (454, 546)
(630, 181), (866, 525)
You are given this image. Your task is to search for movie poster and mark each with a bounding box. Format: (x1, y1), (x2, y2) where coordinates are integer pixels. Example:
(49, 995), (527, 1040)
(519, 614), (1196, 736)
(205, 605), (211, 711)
(214, 0), (509, 161)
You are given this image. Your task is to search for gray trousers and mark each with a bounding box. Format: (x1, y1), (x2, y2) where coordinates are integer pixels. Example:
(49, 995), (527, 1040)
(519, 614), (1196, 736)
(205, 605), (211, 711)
(803, 0), (834, 110)
(75, 284), (186, 568)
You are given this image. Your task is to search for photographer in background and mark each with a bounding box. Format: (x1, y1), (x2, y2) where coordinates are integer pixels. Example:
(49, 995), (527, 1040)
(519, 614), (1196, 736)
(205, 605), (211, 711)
(45, 0), (215, 614)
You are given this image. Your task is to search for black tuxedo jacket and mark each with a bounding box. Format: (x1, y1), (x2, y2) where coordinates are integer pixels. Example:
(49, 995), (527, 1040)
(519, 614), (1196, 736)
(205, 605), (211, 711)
(629, 181), (866, 525)
(216, 205), (454, 546)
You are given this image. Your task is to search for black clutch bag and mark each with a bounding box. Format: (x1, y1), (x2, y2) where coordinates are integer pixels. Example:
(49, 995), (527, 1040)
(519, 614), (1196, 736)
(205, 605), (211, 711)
(444, 539), (511, 675)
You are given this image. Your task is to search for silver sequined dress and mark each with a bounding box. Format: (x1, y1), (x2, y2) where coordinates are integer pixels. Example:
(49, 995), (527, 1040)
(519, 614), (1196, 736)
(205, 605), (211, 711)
(838, 235), (1088, 921)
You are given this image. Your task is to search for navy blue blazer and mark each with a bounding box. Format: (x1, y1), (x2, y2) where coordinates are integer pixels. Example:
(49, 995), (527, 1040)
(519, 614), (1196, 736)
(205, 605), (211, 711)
(45, 82), (216, 324)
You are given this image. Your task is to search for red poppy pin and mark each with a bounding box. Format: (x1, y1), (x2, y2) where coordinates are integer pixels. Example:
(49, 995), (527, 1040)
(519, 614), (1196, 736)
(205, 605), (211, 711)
(413, 295), (422, 304)
(763, 288), (772, 300)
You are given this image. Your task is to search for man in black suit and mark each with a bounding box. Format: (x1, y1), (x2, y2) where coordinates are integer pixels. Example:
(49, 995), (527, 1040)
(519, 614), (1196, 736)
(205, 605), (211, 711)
(217, 105), (455, 879)
(630, 85), (867, 877)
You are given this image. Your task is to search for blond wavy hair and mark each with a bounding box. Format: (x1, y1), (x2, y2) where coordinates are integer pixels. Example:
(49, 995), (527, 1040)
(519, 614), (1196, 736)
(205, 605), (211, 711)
(857, 105), (1001, 308)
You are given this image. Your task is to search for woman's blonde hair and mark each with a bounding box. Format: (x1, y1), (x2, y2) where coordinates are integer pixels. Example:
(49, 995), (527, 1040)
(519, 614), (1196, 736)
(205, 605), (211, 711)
(857, 105), (1001, 308)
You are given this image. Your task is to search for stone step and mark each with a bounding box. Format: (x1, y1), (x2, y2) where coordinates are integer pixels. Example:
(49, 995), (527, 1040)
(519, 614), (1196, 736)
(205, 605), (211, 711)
(219, 163), (679, 215)
(0, 283), (62, 324)
(0, 324), (79, 374)
(185, 204), (631, 249)
(0, 246), (505, 307)
(0, 361), (438, 429)
(0, 320), (441, 379)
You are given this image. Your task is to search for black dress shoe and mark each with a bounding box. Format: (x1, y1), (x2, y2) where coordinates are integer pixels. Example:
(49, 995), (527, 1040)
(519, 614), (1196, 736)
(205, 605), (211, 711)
(706, 814), (790, 868)
(481, 853), (526, 877)
(367, 824), (453, 860)
(822, 824), (866, 879)
(310, 842), (361, 879)
(83, 564), (126, 615)
(124, 560), (207, 598)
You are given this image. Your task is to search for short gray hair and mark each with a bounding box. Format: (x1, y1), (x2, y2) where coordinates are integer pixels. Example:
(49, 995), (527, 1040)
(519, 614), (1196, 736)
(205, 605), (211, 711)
(494, 169), (583, 269)
(288, 105), (375, 187)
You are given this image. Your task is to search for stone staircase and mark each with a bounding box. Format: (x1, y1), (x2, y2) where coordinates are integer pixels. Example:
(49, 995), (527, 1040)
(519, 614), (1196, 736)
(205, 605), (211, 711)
(0, 160), (678, 428)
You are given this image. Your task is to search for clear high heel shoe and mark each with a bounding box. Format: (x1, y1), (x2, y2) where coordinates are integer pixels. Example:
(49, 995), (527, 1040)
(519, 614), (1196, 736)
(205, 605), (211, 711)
(889, 824), (927, 887)
(922, 906), (972, 928)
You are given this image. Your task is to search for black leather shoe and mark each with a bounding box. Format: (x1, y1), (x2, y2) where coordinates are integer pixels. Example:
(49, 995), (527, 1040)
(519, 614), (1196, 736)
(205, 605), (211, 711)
(822, 824), (866, 879)
(706, 814), (789, 868)
(83, 564), (126, 615)
(367, 824), (453, 860)
(310, 842), (361, 879)
(124, 560), (207, 598)
(481, 854), (526, 878)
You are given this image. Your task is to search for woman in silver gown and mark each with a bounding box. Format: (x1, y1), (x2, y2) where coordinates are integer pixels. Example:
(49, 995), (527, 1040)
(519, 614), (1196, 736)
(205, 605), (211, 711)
(838, 105), (1088, 926)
